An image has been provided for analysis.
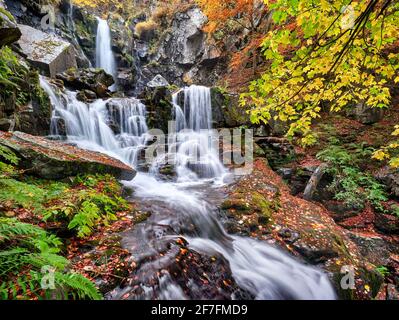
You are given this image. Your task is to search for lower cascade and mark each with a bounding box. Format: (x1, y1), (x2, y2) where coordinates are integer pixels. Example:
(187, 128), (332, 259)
(41, 79), (336, 300)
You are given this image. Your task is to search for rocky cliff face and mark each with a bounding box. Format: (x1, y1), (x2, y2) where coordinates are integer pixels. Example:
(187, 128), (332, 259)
(4, 1), (228, 93)
(131, 7), (226, 93)
(0, 0), (245, 137)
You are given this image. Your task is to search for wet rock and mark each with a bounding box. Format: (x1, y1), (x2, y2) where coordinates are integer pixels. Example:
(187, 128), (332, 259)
(140, 80), (173, 133)
(324, 201), (362, 222)
(349, 232), (393, 266)
(278, 228), (300, 244)
(117, 68), (135, 91)
(210, 88), (250, 128)
(69, 5), (98, 65)
(292, 239), (338, 263)
(157, 164), (176, 180)
(347, 102), (385, 124)
(142, 7), (226, 89)
(108, 237), (252, 300)
(76, 89), (97, 103)
(375, 166), (399, 198)
(57, 68), (114, 98)
(200, 39), (222, 66)
(0, 131), (135, 180)
(254, 137), (296, 169)
(167, 8), (206, 66)
(374, 211), (399, 235)
(0, 2), (21, 47)
(276, 168), (294, 180)
(147, 74), (169, 88)
(17, 24), (77, 77)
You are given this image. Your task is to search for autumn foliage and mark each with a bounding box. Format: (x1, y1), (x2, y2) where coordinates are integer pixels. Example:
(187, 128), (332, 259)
(197, 0), (269, 90)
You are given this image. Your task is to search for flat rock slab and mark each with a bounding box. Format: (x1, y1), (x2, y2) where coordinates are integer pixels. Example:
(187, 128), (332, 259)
(17, 24), (76, 77)
(0, 131), (135, 180)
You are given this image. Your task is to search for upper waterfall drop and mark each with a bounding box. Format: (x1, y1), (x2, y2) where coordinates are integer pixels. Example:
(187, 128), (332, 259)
(96, 18), (117, 89)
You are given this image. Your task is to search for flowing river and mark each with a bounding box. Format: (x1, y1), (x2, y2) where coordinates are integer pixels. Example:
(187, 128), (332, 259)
(39, 19), (337, 300)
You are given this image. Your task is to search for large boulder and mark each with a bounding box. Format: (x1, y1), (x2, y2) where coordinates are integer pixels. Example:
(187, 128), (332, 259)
(147, 74), (169, 88)
(139, 76), (173, 133)
(140, 7), (226, 89)
(167, 8), (207, 66)
(17, 24), (77, 77)
(0, 131), (135, 180)
(347, 102), (385, 124)
(221, 158), (386, 299)
(0, 1), (21, 47)
(375, 166), (399, 198)
(56, 68), (114, 98)
(210, 88), (250, 128)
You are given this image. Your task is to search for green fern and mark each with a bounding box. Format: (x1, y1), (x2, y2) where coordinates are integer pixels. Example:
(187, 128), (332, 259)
(317, 144), (387, 211)
(0, 218), (102, 300)
(68, 200), (101, 238)
(0, 145), (19, 165)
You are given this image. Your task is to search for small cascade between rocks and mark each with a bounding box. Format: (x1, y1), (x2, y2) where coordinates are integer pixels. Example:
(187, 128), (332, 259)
(41, 77), (337, 300)
(150, 86), (226, 182)
(41, 77), (148, 167)
(96, 18), (117, 89)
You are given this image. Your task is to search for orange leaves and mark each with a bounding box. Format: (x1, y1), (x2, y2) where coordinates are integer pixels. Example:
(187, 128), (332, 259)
(198, 0), (262, 34)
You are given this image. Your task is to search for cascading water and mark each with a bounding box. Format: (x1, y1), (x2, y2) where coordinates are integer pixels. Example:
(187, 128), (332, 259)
(41, 77), (148, 167)
(96, 18), (117, 89)
(41, 77), (336, 300)
(151, 86), (226, 181)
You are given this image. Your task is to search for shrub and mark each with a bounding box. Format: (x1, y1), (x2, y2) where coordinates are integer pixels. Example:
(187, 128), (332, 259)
(0, 178), (68, 213)
(0, 218), (101, 300)
(135, 20), (158, 39)
(151, 6), (169, 23)
(44, 175), (130, 238)
(317, 142), (387, 211)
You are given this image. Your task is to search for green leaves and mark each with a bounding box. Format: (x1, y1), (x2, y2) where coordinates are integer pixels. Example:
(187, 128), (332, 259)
(68, 201), (100, 238)
(317, 143), (387, 211)
(0, 218), (102, 300)
(244, 0), (399, 145)
(0, 146), (19, 165)
(272, 10), (288, 24)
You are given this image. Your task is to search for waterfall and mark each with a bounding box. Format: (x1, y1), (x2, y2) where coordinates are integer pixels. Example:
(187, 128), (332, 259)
(41, 77), (336, 300)
(96, 18), (117, 89)
(68, 0), (75, 31)
(153, 86), (226, 181)
(41, 77), (148, 167)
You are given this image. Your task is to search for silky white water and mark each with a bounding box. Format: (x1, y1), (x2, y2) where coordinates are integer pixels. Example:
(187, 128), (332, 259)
(42, 79), (336, 300)
(41, 77), (148, 167)
(150, 86), (226, 181)
(96, 18), (117, 89)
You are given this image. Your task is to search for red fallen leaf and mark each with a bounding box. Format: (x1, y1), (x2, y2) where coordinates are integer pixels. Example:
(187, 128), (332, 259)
(223, 280), (231, 287)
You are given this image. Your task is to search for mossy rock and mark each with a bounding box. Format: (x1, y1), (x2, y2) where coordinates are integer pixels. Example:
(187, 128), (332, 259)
(222, 190), (275, 225)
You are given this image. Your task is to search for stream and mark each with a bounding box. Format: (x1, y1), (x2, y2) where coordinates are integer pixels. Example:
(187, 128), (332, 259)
(39, 19), (337, 300)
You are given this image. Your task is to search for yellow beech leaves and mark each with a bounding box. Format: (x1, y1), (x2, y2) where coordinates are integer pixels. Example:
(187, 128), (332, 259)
(240, 0), (399, 146)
